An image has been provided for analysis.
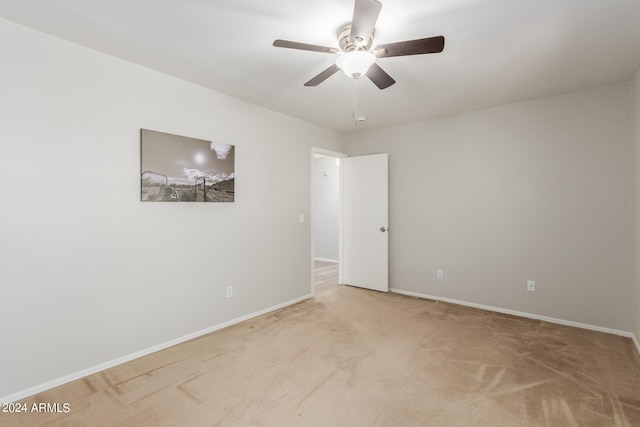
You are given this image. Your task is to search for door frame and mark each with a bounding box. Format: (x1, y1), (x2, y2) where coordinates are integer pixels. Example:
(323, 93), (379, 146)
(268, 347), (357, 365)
(311, 147), (347, 294)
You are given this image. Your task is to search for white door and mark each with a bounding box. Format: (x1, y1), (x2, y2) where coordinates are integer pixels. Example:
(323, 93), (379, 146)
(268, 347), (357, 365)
(342, 153), (389, 292)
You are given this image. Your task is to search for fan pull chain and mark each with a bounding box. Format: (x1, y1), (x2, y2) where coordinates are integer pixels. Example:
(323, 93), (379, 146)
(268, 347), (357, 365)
(352, 77), (359, 126)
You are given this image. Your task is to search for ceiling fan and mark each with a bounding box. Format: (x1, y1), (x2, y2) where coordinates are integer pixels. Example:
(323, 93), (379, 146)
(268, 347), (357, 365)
(273, 0), (445, 90)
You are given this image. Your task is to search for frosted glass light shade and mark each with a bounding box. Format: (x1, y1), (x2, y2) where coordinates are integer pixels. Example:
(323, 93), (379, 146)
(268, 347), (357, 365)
(336, 51), (376, 78)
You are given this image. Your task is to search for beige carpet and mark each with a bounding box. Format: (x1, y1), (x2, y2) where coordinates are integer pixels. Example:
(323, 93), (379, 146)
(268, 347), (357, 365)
(2, 286), (639, 426)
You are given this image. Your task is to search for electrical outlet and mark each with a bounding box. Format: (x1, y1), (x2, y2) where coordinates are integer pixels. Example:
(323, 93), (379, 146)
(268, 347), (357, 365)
(527, 280), (535, 292)
(226, 286), (233, 298)
(437, 269), (444, 279)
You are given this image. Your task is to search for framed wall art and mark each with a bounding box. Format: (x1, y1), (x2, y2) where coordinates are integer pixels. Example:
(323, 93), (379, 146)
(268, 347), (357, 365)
(140, 129), (235, 202)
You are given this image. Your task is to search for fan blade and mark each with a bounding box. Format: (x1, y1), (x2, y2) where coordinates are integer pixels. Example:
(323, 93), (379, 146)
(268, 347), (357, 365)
(350, 0), (382, 45)
(273, 39), (340, 55)
(366, 63), (395, 90)
(374, 35), (445, 58)
(304, 64), (341, 86)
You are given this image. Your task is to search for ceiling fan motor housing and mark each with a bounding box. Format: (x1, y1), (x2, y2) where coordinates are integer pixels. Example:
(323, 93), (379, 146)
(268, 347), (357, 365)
(338, 23), (373, 52)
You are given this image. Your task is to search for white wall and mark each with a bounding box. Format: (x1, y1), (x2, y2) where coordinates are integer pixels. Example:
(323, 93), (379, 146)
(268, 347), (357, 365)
(346, 83), (634, 332)
(0, 19), (344, 400)
(313, 157), (340, 261)
(634, 67), (640, 345)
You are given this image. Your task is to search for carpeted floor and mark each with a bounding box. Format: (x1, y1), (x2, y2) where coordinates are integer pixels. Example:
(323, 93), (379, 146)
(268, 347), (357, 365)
(2, 285), (639, 426)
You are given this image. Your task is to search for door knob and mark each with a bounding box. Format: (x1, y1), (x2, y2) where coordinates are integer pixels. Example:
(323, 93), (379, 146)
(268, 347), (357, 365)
(380, 226), (387, 232)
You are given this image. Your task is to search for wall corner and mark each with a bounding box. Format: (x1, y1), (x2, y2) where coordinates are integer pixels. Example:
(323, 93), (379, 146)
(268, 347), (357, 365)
(633, 66), (640, 350)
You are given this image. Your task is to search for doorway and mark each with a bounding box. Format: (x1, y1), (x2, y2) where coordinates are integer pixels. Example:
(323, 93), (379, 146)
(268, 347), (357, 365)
(311, 148), (389, 294)
(311, 148), (346, 294)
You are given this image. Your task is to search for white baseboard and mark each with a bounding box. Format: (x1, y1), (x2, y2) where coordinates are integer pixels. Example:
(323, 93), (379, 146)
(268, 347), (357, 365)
(1, 293), (313, 404)
(390, 288), (636, 343)
(314, 257), (339, 263)
(633, 334), (640, 355)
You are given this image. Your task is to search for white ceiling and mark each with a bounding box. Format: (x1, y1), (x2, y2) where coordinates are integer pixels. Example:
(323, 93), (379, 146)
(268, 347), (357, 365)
(1, 0), (640, 133)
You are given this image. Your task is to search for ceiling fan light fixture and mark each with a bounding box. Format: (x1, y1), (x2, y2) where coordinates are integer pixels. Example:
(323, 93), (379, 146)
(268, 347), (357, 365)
(336, 50), (376, 79)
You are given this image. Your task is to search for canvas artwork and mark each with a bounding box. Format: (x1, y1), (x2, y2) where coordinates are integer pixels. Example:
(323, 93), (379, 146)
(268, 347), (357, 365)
(140, 129), (235, 202)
